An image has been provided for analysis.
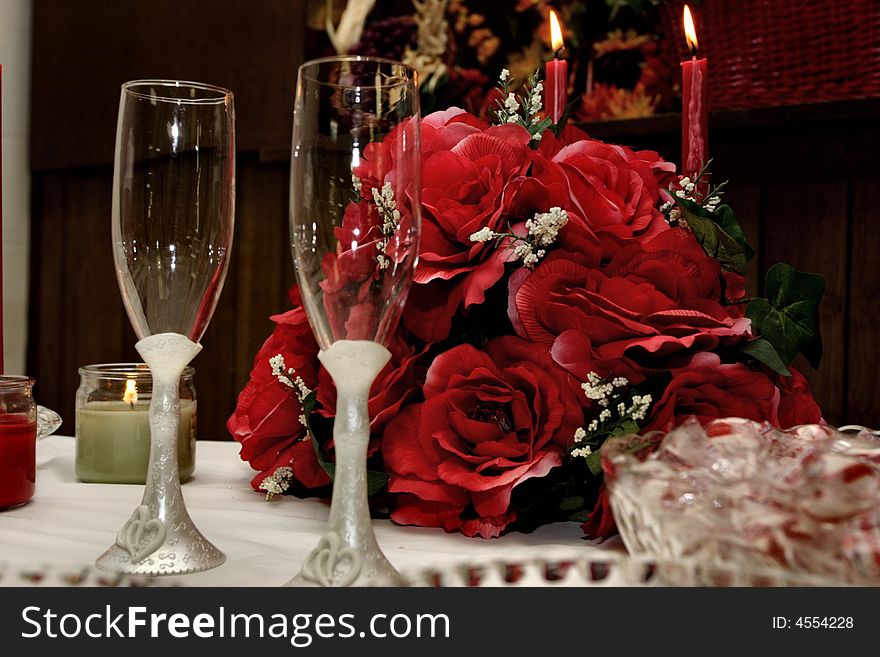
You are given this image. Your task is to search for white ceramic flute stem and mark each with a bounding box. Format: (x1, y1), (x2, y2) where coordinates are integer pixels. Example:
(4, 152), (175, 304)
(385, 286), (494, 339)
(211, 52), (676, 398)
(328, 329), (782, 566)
(291, 339), (403, 587)
(96, 332), (225, 575)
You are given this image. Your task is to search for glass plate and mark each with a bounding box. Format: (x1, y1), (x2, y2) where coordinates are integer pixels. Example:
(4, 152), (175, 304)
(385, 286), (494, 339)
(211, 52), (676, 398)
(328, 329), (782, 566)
(0, 562), (180, 587)
(402, 553), (837, 587)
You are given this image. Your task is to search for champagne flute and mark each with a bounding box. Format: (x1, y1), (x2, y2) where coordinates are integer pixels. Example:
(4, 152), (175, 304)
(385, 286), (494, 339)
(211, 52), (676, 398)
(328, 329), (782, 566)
(289, 57), (420, 586)
(97, 80), (235, 575)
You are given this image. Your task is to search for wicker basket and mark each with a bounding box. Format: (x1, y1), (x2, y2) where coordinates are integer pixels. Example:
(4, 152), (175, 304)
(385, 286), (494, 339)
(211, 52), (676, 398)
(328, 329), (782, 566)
(660, 0), (880, 110)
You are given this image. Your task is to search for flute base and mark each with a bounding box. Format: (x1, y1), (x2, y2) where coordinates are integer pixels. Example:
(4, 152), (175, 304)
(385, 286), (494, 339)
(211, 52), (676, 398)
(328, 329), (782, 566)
(286, 340), (403, 587)
(96, 333), (225, 577)
(286, 530), (405, 587)
(96, 504), (226, 576)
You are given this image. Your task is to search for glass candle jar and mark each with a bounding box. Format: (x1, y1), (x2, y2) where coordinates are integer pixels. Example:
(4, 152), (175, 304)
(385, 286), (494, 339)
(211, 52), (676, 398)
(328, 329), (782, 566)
(0, 376), (37, 509)
(75, 364), (196, 484)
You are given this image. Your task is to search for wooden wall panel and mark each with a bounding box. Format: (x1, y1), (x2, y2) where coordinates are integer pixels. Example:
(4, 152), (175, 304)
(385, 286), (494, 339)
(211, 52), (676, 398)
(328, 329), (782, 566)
(31, 0), (305, 170)
(231, 159), (294, 391)
(847, 181), (880, 425)
(28, 0), (307, 443)
(763, 182), (849, 425)
(721, 183), (761, 298)
(28, 168), (134, 434)
(28, 159), (297, 441)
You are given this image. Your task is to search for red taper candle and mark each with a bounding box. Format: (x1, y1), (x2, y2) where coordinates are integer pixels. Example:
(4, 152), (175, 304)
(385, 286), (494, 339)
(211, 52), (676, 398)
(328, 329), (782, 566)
(681, 5), (708, 180)
(544, 10), (568, 124)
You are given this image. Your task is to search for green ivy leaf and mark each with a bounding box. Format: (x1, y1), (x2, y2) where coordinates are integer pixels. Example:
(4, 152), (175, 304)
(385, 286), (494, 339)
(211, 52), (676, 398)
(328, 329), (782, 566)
(529, 117), (554, 149)
(746, 263), (825, 368)
(741, 338), (791, 376)
(549, 99), (579, 137)
(568, 509), (592, 523)
(711, 205), (755, 261)
(610, 418), (640, 438)
(302, 390), (389, 496)
(559, 496), (585, 512)
(676, 197), (753, 275)
(585, 449), (603, 476)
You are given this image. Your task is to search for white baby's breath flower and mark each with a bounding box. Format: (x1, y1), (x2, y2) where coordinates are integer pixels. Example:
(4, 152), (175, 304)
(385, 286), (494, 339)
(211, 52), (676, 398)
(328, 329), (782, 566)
(627, 394), (652, 421)
(259, 466), (294, 500)
(469, 227), (496, 243)
(571, 445), (593, 459)
(574, 427), (587, 443)
(504, 92), (519, 113)
(525, 207), (569, 246)
(499, 68), (510, 83)
(581, 374), (614, 402)
(372, 182), (401, 268)
(269, 354), (312, 427)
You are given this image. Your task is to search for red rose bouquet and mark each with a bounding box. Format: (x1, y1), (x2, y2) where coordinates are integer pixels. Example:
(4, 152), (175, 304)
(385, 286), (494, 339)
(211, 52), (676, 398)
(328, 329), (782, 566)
(228, 71), (825, 540)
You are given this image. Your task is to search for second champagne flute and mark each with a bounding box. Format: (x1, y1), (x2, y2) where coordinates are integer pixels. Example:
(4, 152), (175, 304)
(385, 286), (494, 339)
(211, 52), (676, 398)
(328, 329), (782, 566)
(289, 57), (421, 586)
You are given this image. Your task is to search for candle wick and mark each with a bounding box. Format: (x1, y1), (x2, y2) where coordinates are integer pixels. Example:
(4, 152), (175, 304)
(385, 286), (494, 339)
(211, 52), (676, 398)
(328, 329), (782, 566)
(689, 45), (698, 58)
(554, 47), (566, 60)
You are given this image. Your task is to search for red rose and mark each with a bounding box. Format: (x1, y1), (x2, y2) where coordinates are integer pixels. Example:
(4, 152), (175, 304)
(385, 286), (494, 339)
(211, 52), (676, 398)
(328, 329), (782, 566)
(581, 486), (617, 540)
(227, 287), (330, 492)
(509, 229), (751, 380)
(644, 353), (822, 431)
(552, 138), (671, 240)
(775, 367), (824, 428)
(382, 337), (583, 538)
(535, 123), (591, 159)
(404, 124), (533, 341)
(421, 107), (489, 153)
(356, 108), (487, 194)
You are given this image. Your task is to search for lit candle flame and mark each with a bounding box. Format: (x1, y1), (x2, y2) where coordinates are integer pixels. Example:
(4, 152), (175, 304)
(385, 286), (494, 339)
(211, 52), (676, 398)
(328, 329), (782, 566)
(683, 4), (699, 55)
(549, 10), (564, 53)
(123, 379), (138, 406)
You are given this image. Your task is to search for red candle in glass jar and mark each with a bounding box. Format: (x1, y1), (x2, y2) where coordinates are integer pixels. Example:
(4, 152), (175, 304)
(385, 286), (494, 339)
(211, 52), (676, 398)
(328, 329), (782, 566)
(681, 4), (708, 179)
(0, 414), (36, 509)
(544, 10), (568, 124)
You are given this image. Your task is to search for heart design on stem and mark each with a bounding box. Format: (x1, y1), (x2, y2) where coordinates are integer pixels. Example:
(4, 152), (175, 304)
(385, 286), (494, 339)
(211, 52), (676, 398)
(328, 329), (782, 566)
(116, 505), (166, 563)
(300, 532), (362, 586)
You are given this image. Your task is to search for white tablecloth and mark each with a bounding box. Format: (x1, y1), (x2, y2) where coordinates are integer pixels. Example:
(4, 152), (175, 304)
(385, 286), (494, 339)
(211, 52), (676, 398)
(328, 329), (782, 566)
(0, 437), (616, 586)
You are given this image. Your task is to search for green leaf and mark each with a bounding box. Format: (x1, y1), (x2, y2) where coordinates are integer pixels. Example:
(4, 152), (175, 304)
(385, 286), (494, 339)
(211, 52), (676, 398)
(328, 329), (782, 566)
(585, 449), (603, 476)
(549, 99), (579, 137)
(676, 197), (751, 275)
(746, 263), (825, 368)
(610, 418), (639, 438)
(302, 390), (389, 496)
(712, 205), (755, 261)
(741, 338), (791, 376)
(559, 496), (585, 512)
(568, 509), (591, 523)
(529, 117), (554, 148)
